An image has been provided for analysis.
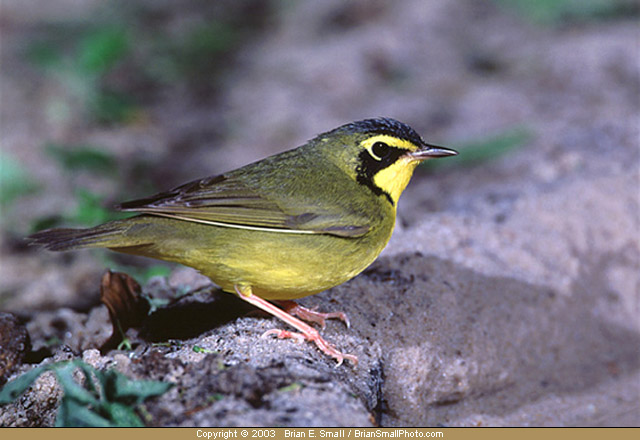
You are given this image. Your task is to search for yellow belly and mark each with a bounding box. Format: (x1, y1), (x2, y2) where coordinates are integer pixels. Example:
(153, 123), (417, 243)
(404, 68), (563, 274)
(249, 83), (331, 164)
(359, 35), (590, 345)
(186, 227), (390, 300)
(120, 217), (394, 300)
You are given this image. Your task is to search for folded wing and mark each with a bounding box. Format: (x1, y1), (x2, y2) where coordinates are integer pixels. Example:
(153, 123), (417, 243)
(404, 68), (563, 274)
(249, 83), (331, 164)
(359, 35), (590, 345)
(117, 173), (370, 238)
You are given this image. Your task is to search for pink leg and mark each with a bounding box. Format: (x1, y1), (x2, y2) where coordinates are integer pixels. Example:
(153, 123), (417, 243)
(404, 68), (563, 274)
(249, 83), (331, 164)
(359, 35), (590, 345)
(234, 285), (357, 366)
(274, 300), (350, 330)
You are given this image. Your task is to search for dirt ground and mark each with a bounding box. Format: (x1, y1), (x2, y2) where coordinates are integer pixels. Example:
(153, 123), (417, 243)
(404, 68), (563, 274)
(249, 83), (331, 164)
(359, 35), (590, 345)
(1, 0), (639, 427)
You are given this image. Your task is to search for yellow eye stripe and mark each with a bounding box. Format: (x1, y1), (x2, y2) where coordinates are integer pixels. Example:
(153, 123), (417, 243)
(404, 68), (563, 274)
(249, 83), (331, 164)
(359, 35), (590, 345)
(360, 135), (420, 160)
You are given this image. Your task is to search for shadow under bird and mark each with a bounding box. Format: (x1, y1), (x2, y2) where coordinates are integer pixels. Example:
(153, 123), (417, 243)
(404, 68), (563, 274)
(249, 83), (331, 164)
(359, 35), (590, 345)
(29, 117), (458, 365)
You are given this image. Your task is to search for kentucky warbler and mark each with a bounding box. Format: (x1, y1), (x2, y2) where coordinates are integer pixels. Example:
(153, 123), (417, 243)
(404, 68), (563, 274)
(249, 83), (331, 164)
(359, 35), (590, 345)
(29, 117), (457, 365)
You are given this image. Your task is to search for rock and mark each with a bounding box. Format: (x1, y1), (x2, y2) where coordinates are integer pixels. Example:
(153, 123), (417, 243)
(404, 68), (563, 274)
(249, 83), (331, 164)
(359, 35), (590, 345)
(0, 313), (31, 386)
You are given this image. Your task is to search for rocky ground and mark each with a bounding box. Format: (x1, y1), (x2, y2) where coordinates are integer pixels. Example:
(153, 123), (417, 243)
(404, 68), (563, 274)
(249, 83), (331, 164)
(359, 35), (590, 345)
(1, 0), (638, 427)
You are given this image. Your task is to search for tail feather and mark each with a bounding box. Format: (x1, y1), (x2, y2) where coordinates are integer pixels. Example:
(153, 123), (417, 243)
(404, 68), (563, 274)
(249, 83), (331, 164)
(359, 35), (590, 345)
(28, 222), (131, 251)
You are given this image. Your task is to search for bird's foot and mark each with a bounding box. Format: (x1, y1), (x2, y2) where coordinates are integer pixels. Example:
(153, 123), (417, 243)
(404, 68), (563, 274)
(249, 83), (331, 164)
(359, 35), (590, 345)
(234, 285), (357, 366)
(275, 300), (350, 330)
(262, 328), (358, 367)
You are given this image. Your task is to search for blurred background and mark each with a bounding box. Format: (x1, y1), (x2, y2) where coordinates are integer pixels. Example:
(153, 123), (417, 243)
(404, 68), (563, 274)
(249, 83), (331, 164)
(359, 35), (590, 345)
(1, 0), (638, 314)
(1, 0), (639, 427)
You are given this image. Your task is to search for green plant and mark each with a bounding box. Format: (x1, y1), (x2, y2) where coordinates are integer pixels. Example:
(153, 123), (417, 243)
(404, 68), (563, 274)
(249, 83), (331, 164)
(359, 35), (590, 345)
(278, 382), (303, 393)
(27, 24), (134, 124)
(492, 0), (638, 24)
(0, 360), (172, 427)
(192, 345), (215, 354)
(421, 126), (533, 171)
(99, 253), (172, 285)
(45, 143), (118, 175)
(0, 153), (39, 211)
(67, 189), (130, 226)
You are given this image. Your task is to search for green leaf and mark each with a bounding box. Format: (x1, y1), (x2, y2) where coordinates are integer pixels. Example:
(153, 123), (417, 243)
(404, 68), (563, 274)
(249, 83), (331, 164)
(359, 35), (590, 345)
(278, 382), (303, 393)
(152, 20), (242, 83)
(0, 365), (50, 405)
(1, 360), (171, 427)
(29, 215), (65, 234)
(192, 345), (215, 354)
(492, 0), (637, 24)
(421, 126), (533, 171)
(99, 253), (172, 285)
(0, 152), (39, 209)
(207, 393), (224, 403)
(103, 402), (145, 427)
(54, 363), (99, 406)
(56, 398), (113, 427)
(65, 189), (131, 226)
(140, 265), (172, 281)
(70, 190), (112, 225)
(184, 21), (238, 58)
(117, 338), (133, 351)
(90, 91), (138, 124)
(25, 41), (61, 70)
(45, 143), (117, 174)
(72, 359), (100, 396)
(78, 28), (129, 74)
(106, 369), (173, 406)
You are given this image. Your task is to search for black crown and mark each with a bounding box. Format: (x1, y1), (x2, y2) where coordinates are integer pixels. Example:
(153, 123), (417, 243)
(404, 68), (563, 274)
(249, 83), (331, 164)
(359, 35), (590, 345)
(334, 117), (424, 146)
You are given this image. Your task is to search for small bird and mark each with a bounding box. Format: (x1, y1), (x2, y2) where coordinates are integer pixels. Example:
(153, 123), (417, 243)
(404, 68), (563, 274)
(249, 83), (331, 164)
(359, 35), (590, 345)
(29, 118), (457, 365)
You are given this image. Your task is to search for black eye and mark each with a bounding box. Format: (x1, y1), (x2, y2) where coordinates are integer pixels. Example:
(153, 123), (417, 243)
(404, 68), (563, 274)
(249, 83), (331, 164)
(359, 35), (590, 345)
(371, 142), (389, 159)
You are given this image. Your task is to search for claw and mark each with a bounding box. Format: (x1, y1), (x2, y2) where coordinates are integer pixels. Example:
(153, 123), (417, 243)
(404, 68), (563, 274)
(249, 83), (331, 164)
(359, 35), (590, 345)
(262, 328), (305, 343)
(262, 326), (358, 366)
(234, 286), (357, 366)
(276, 300), (351, 330)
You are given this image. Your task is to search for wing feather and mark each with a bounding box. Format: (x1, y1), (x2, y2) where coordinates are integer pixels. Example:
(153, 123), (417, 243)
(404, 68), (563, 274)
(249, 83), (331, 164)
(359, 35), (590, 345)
(117, 173), (370, 237)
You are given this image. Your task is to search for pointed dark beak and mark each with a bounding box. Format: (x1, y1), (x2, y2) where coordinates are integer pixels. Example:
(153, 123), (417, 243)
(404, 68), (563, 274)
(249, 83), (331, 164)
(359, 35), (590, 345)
(408, 142), (458, 161)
